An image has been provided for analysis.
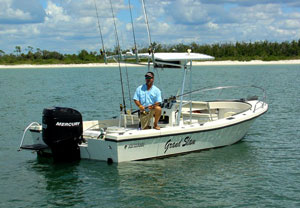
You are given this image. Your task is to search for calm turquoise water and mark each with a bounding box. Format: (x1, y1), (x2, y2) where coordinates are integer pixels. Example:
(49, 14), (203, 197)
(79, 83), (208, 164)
(0, 65), (299, 207)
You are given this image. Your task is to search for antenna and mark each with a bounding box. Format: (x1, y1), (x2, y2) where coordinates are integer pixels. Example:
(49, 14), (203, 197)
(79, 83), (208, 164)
(93, 0), (107, 64)
(128, 0), (139, 63)
(109, 0), (127, 114)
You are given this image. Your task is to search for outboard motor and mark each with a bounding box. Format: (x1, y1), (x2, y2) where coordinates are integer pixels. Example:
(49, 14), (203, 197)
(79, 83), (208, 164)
(42, 107), (83, 162)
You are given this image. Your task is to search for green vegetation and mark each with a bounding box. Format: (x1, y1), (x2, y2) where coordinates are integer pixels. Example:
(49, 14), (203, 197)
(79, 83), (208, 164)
(1, 40), (300, 65)
(150, 40), (300, 61)
(0, 46), (108, 65)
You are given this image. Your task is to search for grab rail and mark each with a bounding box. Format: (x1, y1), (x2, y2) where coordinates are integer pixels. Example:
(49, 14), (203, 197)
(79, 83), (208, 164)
(180, 85), (267, 113)
(18, 122), (40, 151)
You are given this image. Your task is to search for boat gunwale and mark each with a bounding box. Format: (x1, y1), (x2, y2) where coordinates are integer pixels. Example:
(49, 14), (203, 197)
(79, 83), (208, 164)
(29, 101), (268, 143)
(104, 103), (268, 143)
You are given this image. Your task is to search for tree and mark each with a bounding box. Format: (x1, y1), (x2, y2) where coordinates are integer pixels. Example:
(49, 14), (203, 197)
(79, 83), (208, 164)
(34, 48), (42, 59)
(14, 46), (21, 56)
(78, 49), (89, 61)
(26, 46), (34, 53)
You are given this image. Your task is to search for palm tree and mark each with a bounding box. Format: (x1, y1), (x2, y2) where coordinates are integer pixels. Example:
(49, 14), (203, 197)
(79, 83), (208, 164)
(14, 46), (21, 56)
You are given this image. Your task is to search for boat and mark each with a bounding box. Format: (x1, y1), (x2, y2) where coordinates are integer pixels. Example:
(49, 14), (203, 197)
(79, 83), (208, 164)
(18, 1), (268, 163)
(18, 51), (268, 163)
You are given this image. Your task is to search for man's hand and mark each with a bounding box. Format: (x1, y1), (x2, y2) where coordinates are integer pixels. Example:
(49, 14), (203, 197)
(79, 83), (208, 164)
(134, 100), (145, 112)
(139, 105), (145, 112)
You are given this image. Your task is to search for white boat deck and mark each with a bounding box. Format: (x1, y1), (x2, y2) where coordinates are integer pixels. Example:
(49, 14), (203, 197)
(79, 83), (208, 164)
(80, 100), (267, 142)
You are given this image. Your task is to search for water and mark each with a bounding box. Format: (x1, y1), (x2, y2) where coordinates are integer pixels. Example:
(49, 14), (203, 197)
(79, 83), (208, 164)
(0, 65), (299, 207)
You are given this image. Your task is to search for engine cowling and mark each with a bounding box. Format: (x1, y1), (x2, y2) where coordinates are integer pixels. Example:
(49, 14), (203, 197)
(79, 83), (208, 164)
(42, 107), (83, 162)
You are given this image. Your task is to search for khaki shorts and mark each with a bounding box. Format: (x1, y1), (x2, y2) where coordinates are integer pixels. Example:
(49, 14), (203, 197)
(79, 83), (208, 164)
(140, 109), (155, 129)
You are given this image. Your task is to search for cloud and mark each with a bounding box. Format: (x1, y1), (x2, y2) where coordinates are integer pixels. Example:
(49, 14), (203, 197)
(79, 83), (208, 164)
(45, 1), (71, 23)
(167, 0), (211, 25)
(201, 0), (300, 7)
(139, 0), (300, 44)
(0, 0), (300, 53)
(0, 0), (45, 24)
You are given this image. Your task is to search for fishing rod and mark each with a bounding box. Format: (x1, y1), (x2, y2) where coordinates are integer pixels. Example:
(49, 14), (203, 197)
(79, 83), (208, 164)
(141, 0), (162, 99)
(109, 0), (127, 114)
(141, 0), (155, 71)
(128, 0), (139, 63)
(119, 30), (133, 111)
(141, 0), (151, 46)
(124, 64), (133, 111)
(93, 0), (107, 64)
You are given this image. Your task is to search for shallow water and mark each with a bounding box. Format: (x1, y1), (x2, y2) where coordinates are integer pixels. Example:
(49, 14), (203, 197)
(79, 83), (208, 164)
(0, 65), (299, 207)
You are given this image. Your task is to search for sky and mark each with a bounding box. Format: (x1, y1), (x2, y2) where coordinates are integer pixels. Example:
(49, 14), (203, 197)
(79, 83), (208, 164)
(0, 0), (300, 54)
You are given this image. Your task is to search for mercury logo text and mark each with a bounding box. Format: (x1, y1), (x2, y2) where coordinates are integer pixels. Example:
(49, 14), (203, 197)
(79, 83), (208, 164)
(56, 122), (80, 127)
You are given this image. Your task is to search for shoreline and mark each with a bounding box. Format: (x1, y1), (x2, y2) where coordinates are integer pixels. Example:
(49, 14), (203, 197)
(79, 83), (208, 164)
(1, 59), (300, 69)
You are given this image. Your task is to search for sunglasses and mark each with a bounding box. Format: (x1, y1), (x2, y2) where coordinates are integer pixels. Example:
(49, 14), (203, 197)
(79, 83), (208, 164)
(145, 76), (153, 79)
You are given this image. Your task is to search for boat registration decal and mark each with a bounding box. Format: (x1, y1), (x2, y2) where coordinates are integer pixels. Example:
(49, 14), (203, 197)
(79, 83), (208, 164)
(124, 143), (144, 149)
(164, 136), (195, 154)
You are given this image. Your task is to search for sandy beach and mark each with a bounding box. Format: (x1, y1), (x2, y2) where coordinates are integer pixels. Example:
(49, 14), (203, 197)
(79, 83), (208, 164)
(1, 59), (300, 69)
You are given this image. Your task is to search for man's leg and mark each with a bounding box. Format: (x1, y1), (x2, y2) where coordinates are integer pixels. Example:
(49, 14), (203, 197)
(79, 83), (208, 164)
(153, 106), (162, 130)
(140, 112), (151, 130)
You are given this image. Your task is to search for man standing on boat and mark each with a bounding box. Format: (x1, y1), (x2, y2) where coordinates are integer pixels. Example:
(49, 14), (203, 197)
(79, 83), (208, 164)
(133, 72), (162, 130)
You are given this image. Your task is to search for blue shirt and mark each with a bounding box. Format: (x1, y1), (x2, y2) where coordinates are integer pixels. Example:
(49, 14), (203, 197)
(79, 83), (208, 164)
(133, 84), (162, 107)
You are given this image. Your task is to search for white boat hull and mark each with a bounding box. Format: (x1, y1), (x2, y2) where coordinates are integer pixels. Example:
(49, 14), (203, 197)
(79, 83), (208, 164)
(79, 117), (255, 162)
(25, 100), (267, 163)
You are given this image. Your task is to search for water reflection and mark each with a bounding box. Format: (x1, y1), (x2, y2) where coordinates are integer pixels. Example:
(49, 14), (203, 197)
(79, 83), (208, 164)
(26, 141), (257, 207)
(109, 141), (259, 207)
(29, 159), (84, 207)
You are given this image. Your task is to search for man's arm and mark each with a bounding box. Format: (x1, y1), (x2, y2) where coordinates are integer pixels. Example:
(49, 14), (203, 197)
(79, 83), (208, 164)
(148, 102), (160, 109)
(134, 99), (145, 112)
(133, 86), (146, 111)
